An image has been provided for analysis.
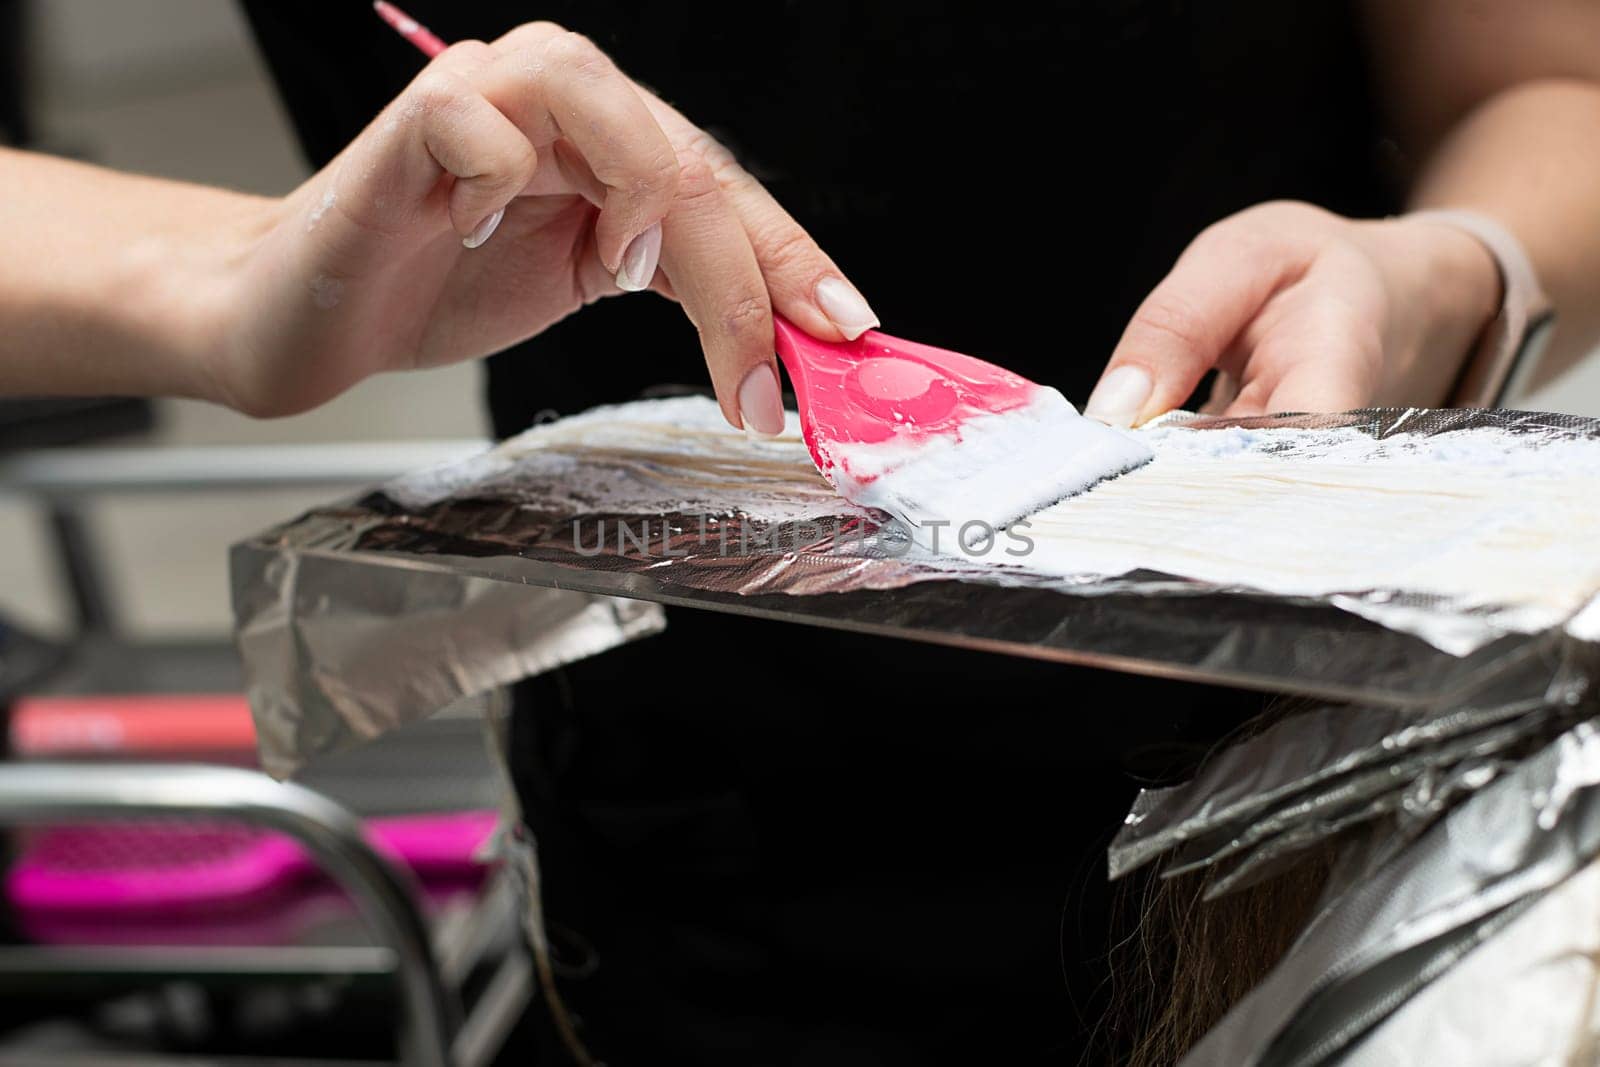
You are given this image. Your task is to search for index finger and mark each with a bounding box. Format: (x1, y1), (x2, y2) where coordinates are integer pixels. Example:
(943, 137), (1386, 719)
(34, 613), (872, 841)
(640, 94), (880, 344)
(658, 157), (785, 434)
(478, 24), (679, 272)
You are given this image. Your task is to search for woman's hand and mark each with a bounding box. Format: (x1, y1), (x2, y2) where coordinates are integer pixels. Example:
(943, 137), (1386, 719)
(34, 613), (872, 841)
(208, 23), (876, 432)
(1082, 201), (1503, 426)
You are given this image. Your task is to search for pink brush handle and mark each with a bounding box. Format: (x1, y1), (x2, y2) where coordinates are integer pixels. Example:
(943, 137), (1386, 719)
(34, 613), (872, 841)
(774, 314), (1035, 447)
(376, 2), (447, 58)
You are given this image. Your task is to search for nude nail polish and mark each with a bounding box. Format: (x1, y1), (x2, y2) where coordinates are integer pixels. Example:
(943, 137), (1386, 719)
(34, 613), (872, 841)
(738, 363), (786, 436)
(616, 222), (663, 292)
(815, 277), (879, 340)
(1084, 365), (1153, 428)
(463, 208), (504, 249)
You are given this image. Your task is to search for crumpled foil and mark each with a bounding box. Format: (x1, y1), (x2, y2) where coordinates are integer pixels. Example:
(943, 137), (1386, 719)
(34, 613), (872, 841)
(1109, 641), (1592, 884)
(230, 527), (664, 779)
(1109, 636), (1600, 1063)
(1341, 856), (1600, 1066)
(1176, 711), (1600, 1066)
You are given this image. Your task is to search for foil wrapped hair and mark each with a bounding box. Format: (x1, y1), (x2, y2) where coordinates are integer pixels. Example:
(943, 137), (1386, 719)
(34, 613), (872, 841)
(232, 398), (1600, 1061)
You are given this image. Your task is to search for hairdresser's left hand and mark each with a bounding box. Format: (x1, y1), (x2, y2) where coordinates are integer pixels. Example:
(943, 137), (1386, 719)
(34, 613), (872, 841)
(1082, 201), (1502, 426)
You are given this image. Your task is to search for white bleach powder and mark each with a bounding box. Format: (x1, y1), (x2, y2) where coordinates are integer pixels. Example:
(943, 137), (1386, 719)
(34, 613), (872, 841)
(307, 189), (337, 232)
(308, 274), (345, 309)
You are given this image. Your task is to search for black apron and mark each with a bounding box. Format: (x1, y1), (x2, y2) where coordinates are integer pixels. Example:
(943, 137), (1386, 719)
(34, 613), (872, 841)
(242, 3), (1397, 1060)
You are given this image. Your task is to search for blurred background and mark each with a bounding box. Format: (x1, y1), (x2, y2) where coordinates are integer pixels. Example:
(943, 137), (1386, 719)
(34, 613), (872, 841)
(0, 6), (518, 1063)
(0, 0), (489, 642)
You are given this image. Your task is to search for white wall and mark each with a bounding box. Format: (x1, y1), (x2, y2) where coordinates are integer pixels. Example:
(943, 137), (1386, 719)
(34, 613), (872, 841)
(27, 0), (258, 104)
(1515, 344), (1600, 416)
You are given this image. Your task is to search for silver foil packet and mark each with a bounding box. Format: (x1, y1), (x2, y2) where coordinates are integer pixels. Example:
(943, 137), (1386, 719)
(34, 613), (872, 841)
(1109, 641), (1592, 882)
(1178, 714), (1600, 1066)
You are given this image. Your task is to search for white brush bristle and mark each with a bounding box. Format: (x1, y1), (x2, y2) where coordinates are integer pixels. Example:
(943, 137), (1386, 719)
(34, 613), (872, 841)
(828, 388), (1154, 552)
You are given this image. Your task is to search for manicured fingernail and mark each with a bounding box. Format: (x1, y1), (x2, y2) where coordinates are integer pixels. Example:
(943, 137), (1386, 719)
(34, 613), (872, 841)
(815, 277), (879, 339)
(463, 208), (504, 249)
(737, 363), (785, 436)
(1084, 365), (1153, 428)
(615, 221), (663, 292)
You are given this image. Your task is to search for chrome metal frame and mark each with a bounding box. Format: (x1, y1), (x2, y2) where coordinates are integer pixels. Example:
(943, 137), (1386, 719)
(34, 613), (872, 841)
(0, 441), (489, 500)
(0, 763), (458, 1066)
(0, 439), (489, 640)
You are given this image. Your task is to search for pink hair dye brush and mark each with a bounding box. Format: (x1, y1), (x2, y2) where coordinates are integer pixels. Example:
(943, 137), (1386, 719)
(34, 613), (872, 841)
(773, 317), (1153, 547)
(373, 1), (446, 54)
(374, 5), (1152, 544)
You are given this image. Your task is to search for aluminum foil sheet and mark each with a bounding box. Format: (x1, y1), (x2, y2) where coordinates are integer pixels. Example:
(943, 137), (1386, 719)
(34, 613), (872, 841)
(373, 399), (1600, 654)
(1105, 595), (1600, 1062)
(1342, 856), (1600, 1066)
(231, 397), (1600, 774)
(231, 533), (664, 778)
(1162, 713), (1549, 898)
(1109, 642), (1592, 883)
(1178, 713), (1600, 1066)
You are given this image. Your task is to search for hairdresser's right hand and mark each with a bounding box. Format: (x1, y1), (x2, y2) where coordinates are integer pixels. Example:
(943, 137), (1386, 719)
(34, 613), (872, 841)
(207, 23), (875, 432)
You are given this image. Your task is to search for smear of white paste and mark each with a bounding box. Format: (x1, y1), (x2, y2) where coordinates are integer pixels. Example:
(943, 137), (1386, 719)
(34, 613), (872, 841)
(826, 387), (1153, 548)
(307, 189), (337, 232)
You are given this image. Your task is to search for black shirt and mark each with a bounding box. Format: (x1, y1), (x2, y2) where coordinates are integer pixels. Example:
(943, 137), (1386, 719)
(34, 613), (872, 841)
(242, 3), (1396, 1062)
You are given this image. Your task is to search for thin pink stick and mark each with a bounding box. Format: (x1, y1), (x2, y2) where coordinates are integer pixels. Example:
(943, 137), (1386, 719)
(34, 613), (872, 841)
(373, 1), (447, 58)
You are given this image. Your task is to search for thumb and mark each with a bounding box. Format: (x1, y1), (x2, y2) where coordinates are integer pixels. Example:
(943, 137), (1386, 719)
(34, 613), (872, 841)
(1085, 224), (1303, 427)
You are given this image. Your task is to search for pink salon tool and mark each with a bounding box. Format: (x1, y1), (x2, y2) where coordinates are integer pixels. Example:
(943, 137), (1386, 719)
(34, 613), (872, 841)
(772, 318), (1152, 546)
(7, 809), (499, 923)
(17, 882), (481, 949)
(373, 1), (446, 54)
(10, 693), (257, 760)
(375, 4), (1152, 547)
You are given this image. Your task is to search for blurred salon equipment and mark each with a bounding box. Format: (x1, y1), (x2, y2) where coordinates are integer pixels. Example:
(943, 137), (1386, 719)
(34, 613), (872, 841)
(0, 424), (520, 1067)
